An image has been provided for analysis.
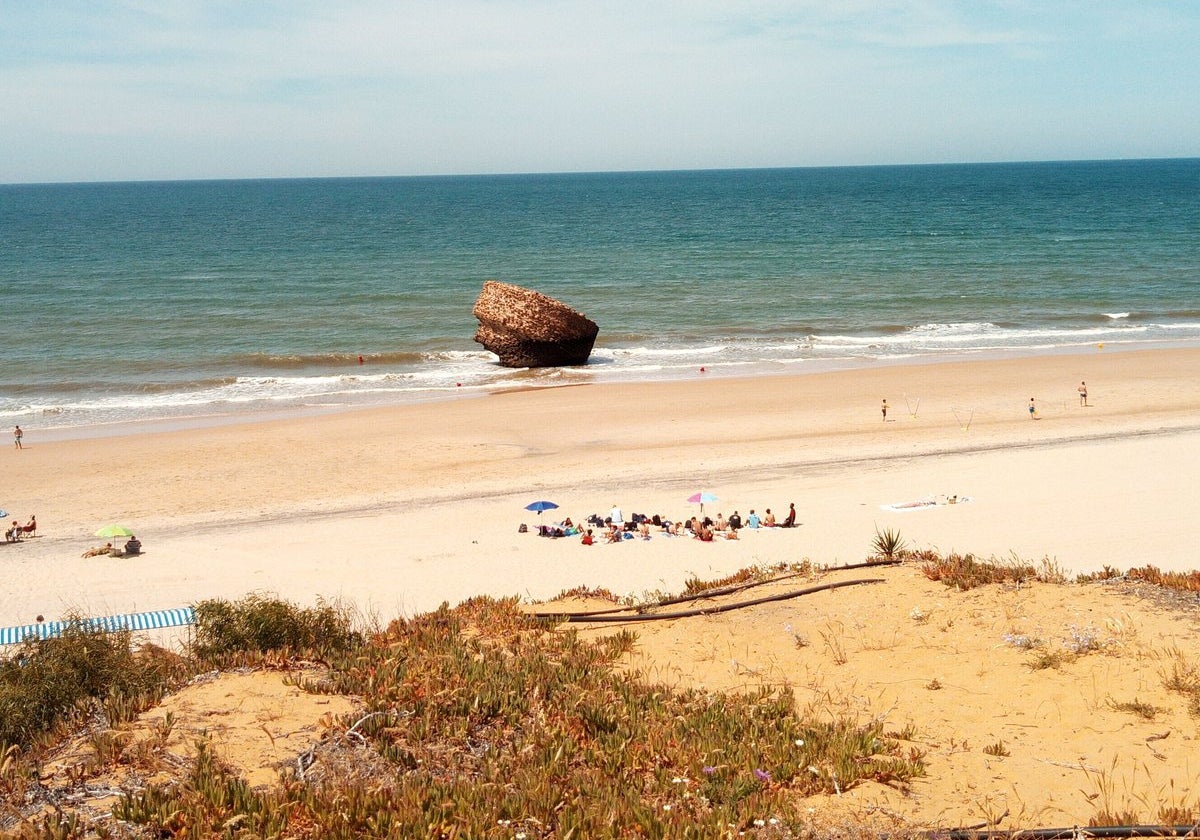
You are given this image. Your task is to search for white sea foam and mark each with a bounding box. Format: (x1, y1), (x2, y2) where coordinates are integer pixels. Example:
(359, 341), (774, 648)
(607, 345), (729, 358)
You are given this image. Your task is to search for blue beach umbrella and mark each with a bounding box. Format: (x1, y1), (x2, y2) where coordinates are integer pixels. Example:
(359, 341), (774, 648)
(687, 491), (718, 513)
(524, 500), (559, 516)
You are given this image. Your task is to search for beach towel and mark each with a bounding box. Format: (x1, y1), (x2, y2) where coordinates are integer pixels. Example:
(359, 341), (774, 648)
(881, 496), (971, 512)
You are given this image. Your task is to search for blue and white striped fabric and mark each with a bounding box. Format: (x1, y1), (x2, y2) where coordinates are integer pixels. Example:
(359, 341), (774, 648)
(0, 607), (195, 647)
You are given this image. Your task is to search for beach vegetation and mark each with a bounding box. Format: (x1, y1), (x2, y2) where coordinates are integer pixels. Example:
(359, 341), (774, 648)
(871, 527), (906, 562)
(1124, 565), (1200, 592)
(982, 740), (1010, 757)
(190, 594), (363, 665)
(1061, 624), (1111, 655)
(916, 550), (1039, 590)
(0, 619), (184, 751)
(617, 562), (813, 610)
(1158, 646), (1200, 716)
(549, 584), (620, 603)
(818, 621), (849, 665)
(1006, 623), (1116, 671)
(1106, 697), (1162, 720)
(10, 558), (1200, 836)
(1027, 648), (1074, 671)
(1036, 556), (1068, 584)
(1075, 565), (1125, 582)
(682, 562), (814, 596)
(1002, 632), (1044, 650)
(95, 596), (923, 838)
(1079, 759), (1198, 828)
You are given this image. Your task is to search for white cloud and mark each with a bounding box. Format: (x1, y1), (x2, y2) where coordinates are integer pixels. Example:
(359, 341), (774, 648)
(1, 1), (1198, 181)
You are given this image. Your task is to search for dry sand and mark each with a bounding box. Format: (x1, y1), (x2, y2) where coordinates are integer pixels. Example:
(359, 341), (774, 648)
(5, 346), (1200, 827)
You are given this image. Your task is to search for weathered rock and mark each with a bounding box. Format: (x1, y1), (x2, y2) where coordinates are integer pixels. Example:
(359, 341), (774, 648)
(472, 281), (599, 367)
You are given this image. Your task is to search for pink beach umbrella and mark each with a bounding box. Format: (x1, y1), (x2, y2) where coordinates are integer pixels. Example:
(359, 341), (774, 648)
(687, 491), (718, 513)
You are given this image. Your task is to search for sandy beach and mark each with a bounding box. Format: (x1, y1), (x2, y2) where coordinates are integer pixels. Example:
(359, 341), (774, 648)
(4, 346), (1199, 631)
(7, 345), (1200, 827)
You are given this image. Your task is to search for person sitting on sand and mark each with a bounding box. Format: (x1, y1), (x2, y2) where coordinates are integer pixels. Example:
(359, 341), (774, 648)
(713, 513), (728, 531)
(724, 527), (739, 540)
(780, 503), (797, 528)
(637, 520), (651, 539)
(5, 521), (20, 542)
(728, 511), (742, 530)
(747, 510), (761, 529)
(763, 508), (776, 527)
(124, 535), (142, 555)
(82, 542), (113, 558)
(581, 529), (594, 546)
(697, 524), (714, 542)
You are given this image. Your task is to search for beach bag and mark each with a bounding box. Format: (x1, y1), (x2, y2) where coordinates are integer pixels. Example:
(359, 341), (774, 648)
(518, 523), (528, 533)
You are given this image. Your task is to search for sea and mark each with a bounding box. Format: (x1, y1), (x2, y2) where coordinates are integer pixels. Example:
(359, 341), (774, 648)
(2, 158), (1198, 437)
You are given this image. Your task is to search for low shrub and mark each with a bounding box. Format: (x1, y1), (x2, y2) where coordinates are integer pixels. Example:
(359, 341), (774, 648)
(917, 551), (1036, 590)
(190, 594), (363, 663)
(0, 622), (184, 750)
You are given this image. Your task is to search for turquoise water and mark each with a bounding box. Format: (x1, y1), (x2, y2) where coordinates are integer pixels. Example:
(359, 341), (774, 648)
(2, 159), (1198, 433)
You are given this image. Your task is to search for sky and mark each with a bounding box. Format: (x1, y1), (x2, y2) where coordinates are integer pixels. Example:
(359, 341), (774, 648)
(2, 1), (1199, 184)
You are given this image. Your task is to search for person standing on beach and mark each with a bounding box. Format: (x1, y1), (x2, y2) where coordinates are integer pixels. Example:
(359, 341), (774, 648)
(13, 426), (22, 449)
(1078, 381), (1088, 406)
(1028, 398), (1038, 419)
(881, 399), (888, 421)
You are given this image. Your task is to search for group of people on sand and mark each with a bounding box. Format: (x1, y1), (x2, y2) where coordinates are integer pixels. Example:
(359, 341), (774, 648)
(571, 502), (798, 545)
(4, 515), (36, 542)
(525, 501), (800, 546)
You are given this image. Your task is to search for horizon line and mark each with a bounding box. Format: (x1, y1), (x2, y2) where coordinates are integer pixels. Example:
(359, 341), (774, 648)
(3, 155), (1198, 189)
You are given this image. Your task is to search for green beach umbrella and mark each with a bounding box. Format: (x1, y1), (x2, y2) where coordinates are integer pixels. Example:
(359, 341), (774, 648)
(95, 524), (136, 538)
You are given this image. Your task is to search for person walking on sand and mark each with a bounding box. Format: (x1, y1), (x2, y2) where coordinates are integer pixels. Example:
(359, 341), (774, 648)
(1028, 397), (1038, 419)
(13, 425), (22, 449)
(881, 399), (888, 421)
(1078, 381), (1088, 407)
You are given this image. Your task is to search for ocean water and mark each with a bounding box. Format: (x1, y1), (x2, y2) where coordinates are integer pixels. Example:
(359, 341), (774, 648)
(2, 159), (1198, 435)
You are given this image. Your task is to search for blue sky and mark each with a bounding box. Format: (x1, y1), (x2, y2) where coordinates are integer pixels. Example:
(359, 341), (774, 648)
(3, 1), (1198, 183)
